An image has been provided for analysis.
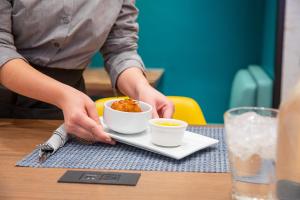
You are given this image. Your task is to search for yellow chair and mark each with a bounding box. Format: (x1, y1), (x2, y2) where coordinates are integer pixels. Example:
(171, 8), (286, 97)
(167, 96), (206, 125)
(95, 96), (206, 125)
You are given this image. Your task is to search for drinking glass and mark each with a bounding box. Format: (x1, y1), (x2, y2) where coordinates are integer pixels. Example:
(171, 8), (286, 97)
(224, 107), (278, 200)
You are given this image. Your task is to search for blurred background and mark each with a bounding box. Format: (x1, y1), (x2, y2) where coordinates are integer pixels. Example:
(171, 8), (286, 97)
(88, 0), (283, 123)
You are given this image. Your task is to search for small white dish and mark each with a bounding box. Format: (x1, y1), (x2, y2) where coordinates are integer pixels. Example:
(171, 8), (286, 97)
(100, 117), (219, 160)
(149, 118), (188, 147)
(103, 99), (152, 134)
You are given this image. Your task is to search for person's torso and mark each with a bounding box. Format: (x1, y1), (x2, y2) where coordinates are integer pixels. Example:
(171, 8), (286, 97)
(11, 0), (123, 69)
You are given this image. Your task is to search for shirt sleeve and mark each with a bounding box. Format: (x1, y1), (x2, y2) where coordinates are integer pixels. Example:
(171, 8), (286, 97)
(100, 0), (145, 89)
(0, 1), (26, 68)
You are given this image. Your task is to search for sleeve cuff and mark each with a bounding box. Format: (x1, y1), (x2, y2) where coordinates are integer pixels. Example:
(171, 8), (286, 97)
(105, 51), (145, 89)
(0, 47), (26, 68)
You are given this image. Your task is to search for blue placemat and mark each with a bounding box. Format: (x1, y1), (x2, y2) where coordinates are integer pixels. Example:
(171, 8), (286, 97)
(16, 126), (229, 172)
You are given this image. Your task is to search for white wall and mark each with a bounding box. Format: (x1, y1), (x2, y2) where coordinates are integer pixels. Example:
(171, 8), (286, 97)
(281, 0), (300, 100)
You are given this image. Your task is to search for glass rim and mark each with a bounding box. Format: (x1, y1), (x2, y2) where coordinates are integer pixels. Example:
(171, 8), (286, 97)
(224, 106), (279, 117)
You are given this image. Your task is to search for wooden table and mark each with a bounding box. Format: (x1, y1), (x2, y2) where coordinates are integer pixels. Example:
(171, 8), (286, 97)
(0, 119), (231, 200)
(83, 68), (164, 96)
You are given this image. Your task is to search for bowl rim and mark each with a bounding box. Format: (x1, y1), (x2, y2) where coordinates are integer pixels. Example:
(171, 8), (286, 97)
(104, 99), (153, 114)
(149, 118), (188, 128)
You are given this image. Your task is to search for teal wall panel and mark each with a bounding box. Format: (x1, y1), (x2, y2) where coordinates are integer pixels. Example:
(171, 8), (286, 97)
(261, 0), (277, 79)
(90, 0), (277, 123)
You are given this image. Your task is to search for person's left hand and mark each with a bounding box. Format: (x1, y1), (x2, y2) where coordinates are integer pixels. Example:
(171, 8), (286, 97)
(136, 84), (174, 118)
(116, 67), (174, 118)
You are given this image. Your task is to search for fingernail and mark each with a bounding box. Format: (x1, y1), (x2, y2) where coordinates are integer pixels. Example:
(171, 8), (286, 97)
(105, 138), (111, 142)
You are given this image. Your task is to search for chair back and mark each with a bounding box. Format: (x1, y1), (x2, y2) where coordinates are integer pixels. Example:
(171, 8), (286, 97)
(167, 96), (206, 125)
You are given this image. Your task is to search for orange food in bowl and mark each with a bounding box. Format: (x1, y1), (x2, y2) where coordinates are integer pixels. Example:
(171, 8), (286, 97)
(111, 99), (142, 112)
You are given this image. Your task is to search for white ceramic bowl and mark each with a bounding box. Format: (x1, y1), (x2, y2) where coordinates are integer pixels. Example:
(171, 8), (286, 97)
(103, 99), (152, 134)
(148, 118), (188, 147)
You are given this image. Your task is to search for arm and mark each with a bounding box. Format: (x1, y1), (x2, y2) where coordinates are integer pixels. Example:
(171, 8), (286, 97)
(1, 59), (68, 108)
(0, 1), (66, 108)
(0, 1), (113, 144)
(100, 0), (145, 89)
(100, 0), (174, 118)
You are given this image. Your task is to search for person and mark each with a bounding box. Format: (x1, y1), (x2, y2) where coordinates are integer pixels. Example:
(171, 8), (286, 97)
(0, 0), (174, 144)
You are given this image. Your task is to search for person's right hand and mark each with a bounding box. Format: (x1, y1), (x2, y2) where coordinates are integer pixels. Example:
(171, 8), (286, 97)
(0, 59), (114, 145)
(58, 85), (115, 144)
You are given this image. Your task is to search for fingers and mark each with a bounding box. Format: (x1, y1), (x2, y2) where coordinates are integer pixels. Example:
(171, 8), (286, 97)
(69, 126), (96, 143)
(85, 100), (100, 124)
(151, 105), (159, 118)
(91, 123), (116, 145)
(68, 113), (115, 145)
(81, 117), (115, 145)
(150, 100), (174, 119)
(84, 99), (115, 144)
(162, 102), (175, 118)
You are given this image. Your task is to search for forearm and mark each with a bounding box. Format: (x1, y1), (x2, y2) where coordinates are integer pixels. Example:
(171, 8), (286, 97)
(0, 59), (69, 108)
(117, 67), (150, 99)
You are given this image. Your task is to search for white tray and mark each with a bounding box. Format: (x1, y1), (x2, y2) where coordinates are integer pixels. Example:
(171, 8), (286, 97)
(101, 118), (219, 160)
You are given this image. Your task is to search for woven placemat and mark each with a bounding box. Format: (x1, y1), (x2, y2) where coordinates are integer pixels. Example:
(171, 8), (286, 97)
(16, 126), (229, 172)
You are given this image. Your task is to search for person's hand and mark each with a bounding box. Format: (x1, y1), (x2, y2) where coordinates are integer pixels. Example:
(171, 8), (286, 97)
(116, 67), (174, 118)
(58, 85), (115, 144)
(137, 84), (174, 118)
